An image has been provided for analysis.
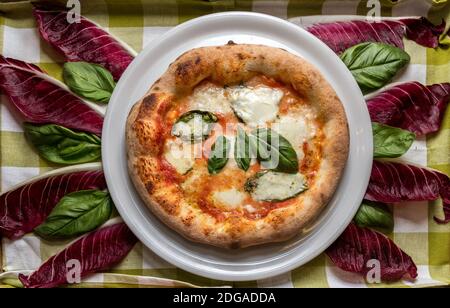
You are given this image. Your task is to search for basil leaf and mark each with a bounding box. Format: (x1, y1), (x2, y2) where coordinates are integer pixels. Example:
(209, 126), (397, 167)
(354, 201), (393, 233)
(172, 110), (218, 143)
(208, 135), (230, 174)
(244, 170), (308, 202)
(372, 122), (415, 158)
(252, 128), (298, 174)
(24, 123), (101, 165)
(34, 190), (112, 239)
(234, 126), (251, 171)
(63, 62), (115, 104)
(340, 42), (410, 94)
(177, 110), (218, 123)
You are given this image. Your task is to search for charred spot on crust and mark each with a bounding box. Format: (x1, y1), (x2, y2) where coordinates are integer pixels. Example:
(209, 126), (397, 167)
(227, 40), (236, 45)
(140, 93), (158, 114)
(136, 93), (159, 121)
(176, 61), (190, 77)
(160, 200), (178, 215)
(175, 58), (201, 79)
(145, 181), (154, 193)
(174, 57), (207, 86)
(182, 215), (194, 227)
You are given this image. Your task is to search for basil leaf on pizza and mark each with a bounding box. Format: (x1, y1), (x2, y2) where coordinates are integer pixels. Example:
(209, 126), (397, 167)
(208, 135), (230, 174)
(340, 42), (410, 94)
(234, 126), (252, 171)
(372, 122), (415, 158)
(171, 110), (218, 143)
(252, 128), (298, 174)
(244, 170), (308, 202)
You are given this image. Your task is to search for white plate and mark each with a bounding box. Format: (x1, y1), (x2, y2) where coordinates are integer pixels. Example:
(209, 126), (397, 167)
(103, 12), (373, 281)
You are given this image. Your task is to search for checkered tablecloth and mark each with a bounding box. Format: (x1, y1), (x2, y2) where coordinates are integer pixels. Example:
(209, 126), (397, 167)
(0, 0), (449, 288)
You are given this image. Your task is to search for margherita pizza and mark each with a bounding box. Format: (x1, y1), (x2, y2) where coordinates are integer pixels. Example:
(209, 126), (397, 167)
(126, 43), (349, 248)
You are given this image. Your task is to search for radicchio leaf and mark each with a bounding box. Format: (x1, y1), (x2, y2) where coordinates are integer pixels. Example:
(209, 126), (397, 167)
(307, 17), (446, 54)
(0, 56), (104, 136)
(400, 17), (446, 49)
(0, 170), (106, 239)
(367, 82), (450, 136)
(365, 160), (450, 224)
(33, 7), (134, 81)
(326, 223), (417, 281)
(19, 223), (137, 288)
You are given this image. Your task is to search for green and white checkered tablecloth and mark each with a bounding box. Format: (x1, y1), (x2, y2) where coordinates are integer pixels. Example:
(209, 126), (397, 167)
(0, 0), (449, 288)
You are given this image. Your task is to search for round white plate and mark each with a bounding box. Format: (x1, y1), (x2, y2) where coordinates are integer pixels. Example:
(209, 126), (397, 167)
(103, 12), (373, 282)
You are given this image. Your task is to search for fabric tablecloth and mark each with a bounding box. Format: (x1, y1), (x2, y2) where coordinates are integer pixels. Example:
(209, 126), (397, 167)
(0, 0), (449, 288)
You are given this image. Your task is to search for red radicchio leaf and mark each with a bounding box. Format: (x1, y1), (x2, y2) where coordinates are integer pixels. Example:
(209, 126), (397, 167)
(365, 160), (450, 224)
(326, 222), (417, 281)
(367, 82), (450, 136)
(19, 223), (137, 288)
(0, 170), (106, 239)
(33, 7), (134, 81)
(401, 17), (446, 49)
(307, 17), (445, 54)
(0, 56), (103, 136)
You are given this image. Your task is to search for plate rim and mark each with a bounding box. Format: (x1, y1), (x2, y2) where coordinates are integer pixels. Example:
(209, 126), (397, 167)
(103, 11), (373, 281)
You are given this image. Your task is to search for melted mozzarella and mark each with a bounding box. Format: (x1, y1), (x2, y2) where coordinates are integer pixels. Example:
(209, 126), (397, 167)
(163, 139), (195, 174)
(212, 188), (245, 209)
(189, 87), (233, 114)
(243, 204), (257, 213)
(272, 115), (317, 160)
(228, 86), (283, 126)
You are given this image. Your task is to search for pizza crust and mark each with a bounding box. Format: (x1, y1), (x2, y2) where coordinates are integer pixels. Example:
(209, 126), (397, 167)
(126, 43), (349, 248)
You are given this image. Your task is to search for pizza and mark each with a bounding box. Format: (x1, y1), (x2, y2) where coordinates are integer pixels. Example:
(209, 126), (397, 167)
(126, 43), (349, 248)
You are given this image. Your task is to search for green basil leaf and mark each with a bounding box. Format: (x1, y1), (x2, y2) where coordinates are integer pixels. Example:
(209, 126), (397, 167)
(24, 123), (101, 165)
(177, 110), (218, 123)
(234, 126), (251, 171)
(372, 122), (415, 158)
(244, 170), (308, 202)
(354, 201), (394, 233)
(63, 62), (115, 104)
(208, 135), (230, 174)
(340, 42), (410, 94)
(252, 128), (298, 174)
(172, 110), (218, 143)
(34, 190), (112, 239)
